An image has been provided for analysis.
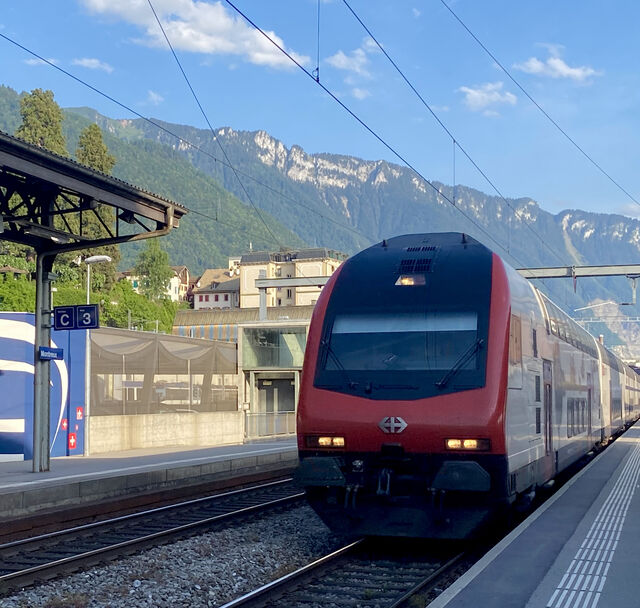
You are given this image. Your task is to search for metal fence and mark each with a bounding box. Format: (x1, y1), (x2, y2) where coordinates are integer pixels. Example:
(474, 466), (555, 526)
(245, 412), (296, 439)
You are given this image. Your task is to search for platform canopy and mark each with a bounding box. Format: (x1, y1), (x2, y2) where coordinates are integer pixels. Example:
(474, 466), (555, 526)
(0, 130), (188, 474)
(0, 130), (187, 253)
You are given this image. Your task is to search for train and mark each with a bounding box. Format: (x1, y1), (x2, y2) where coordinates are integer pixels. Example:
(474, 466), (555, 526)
(294, 232), (640, 539)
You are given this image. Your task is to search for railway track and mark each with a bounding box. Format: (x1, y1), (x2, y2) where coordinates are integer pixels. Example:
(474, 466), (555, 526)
(0, 479), (303, 594)
(219, 538), (467, 608)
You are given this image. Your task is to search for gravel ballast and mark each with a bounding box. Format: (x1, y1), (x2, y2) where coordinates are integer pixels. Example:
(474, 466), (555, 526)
(3, 505), (346, 608)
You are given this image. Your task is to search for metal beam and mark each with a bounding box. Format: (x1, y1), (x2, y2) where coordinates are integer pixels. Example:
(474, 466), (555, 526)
(517, 264), (640, 279)
(255, 276), (330, 289)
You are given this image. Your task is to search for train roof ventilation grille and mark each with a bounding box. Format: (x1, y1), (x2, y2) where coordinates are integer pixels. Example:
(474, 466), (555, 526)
(399, 258), (432, 273)
(405, 246), (437, 252)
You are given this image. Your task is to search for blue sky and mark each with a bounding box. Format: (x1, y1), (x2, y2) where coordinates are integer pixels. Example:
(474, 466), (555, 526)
(1, 0), (639, 218)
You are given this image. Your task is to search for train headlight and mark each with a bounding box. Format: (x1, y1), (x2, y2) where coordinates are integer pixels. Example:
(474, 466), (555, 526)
(395, 274), (426, 286)
(306, 435), (345, 449)
(445, 438), (491, 451)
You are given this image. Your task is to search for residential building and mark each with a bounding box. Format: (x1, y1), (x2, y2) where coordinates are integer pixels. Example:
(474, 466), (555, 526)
(120, 265), (191, 303)
(171, 266), (190, 301)
(239, 248), (346, 309)
(192, 267), (239, 310)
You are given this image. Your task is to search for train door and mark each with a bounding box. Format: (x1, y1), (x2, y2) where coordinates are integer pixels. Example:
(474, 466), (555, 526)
(542, 359), (555, 477)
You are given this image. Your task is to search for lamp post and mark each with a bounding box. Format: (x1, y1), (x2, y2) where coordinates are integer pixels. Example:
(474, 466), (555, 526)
(84, 255), (111, 456)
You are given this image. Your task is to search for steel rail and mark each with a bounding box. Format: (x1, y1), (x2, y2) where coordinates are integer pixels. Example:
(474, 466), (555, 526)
(219, 541), (467, 608)
(0, 479), (303, 593)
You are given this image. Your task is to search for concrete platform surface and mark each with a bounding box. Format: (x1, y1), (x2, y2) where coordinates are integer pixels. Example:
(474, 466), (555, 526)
(0, 439), (297, 521)
(429, 422), (640, 608)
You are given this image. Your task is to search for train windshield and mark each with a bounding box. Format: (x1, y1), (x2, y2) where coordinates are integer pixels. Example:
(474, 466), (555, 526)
(325, 311), (479, 372)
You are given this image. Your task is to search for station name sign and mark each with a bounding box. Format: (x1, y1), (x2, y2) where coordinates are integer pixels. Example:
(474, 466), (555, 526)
(39, 346), (63, 361)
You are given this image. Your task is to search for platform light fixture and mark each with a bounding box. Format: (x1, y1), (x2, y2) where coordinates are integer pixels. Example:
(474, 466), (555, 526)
(118, 209), (136, 224)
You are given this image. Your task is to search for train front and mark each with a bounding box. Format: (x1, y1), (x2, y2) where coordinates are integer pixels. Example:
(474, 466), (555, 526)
(295, 233), (511, 538)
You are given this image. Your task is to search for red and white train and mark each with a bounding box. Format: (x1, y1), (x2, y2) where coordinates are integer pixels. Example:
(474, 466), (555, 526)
(295, 233), (640, 538)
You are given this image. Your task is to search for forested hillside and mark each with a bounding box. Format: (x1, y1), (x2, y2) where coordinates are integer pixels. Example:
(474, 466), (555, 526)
(4, 84), (640, 344)
(0, 86), (304, 273)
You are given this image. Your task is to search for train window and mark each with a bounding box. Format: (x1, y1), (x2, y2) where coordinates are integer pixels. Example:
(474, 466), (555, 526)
(535, 375), (541, 402)
(567, 398), (574, 438)
(532, 329), (538, 358)
(509, 315), (522, 365)
(535, 407), (541, 434)
(325, 311), (479, 371)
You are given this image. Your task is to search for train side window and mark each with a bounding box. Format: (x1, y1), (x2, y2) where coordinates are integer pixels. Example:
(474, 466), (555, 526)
(567, 398), (574, 438)
(510, 315), (522, 365)
(535, 407), (541, 434)
(532, 328), (538, 358)
(535, 375), (541, 402)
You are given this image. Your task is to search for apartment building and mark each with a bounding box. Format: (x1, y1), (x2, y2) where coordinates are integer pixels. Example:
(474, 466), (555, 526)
(192, 268), (239, 310)
(239, 248), (346, 309)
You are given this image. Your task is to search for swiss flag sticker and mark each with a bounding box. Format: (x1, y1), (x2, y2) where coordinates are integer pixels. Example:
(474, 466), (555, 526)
(68, 433), (77, 450)
(76, 407), (84, 420)
(61, 418), (68, 431)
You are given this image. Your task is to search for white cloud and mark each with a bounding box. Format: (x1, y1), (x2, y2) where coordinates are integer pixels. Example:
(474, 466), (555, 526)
(457, 82), (516, 114)
(351, 88), (370, 100)
(72, 57), (114, 73)
(326, 38), (380, 99)
(363, 37), (380, 54)
(326, 48), (370, 77)
(80, 0), (308, 70)
(326, 36), (381, 79)
(618, 203), (640, 219)
(412, 8), (421, 17)
(146, 90), (164, 105)
(24, 57), (58, 66)
(513, 48), (601, 82)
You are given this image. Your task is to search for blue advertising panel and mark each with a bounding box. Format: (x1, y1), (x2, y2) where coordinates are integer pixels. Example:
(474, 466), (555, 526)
(0, 312), (86, 461)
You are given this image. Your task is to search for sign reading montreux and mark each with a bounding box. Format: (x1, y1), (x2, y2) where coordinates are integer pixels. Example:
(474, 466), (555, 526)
(0, 312), (86, 461)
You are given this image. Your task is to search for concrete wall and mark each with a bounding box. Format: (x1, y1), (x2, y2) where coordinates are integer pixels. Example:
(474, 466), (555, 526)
(88, 412), (244, 454)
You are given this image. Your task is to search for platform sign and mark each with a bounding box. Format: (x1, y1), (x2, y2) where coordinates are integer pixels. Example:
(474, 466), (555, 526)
(53, 304), (99, 330)
(76, 305), (99, 329)
(53, 306), (75, 330)
(38, 346), (64, 360)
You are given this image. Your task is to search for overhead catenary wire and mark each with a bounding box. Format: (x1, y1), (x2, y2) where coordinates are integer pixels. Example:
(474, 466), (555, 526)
(340, 0), (565, 267)
(0, 33), (369, 248)
(439, 0), (640, 212)
(146, 0), (283, 251)
(221, 0), (531, 270)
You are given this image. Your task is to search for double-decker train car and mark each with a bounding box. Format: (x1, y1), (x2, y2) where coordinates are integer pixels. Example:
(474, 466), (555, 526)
(295, 233), (640, 538)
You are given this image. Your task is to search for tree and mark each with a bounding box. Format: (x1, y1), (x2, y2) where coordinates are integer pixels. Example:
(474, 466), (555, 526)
(15, 89), (67, 155)
(75, 124), (120, 290)
(76, 123), (116, 173)
(134, 238), (174, 301)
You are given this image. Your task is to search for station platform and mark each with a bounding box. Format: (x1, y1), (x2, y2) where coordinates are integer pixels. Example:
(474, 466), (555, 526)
(430, 422), (640, 608)
(0, 439), (297, 523)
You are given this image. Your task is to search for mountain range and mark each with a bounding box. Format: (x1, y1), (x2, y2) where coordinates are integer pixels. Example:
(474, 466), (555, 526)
(2, 84), (640, 350)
